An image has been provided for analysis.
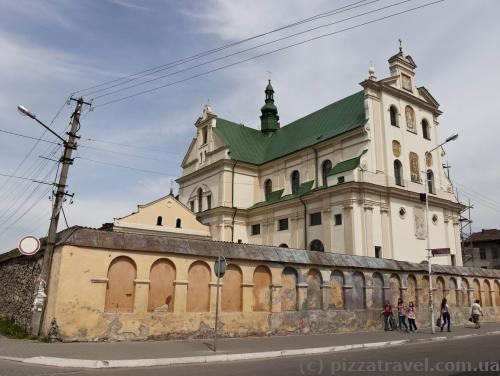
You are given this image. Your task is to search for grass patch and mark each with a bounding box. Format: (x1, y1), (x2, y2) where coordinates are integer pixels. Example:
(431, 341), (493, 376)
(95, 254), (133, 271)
(0, 318), (43, 340)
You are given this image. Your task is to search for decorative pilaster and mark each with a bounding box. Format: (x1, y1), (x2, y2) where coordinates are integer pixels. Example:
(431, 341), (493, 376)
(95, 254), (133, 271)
(271, 284), (282, 313)
(173, 280), (188, 313)
(133, 279), (150, 313)
(241, 282), (254, 312)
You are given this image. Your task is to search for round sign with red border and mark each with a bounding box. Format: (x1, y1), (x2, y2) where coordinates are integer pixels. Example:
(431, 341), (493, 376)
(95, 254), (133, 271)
(18, 235), (41, 256)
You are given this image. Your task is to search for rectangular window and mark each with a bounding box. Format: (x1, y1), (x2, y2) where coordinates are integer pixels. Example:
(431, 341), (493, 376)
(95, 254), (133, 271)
(375, 246), (382, 259)
(206, 195), (212, 210)
(337, 176), (345, 184)
(334, 214), (342, 226)
(202, 127), (208, 144)
(492, 248), (499, 259)
(479, 248), (487, 260)
(309, 212), (322, 226)
(278, 218), (289, 231)
(251, 224), (261, 236)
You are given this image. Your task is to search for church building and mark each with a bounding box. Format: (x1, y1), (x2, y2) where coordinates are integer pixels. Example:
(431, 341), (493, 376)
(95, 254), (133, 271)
(176, 48), (463, 266)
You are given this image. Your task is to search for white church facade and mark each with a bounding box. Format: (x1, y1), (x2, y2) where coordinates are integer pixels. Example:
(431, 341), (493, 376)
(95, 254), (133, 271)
(176, 48), (463, 266)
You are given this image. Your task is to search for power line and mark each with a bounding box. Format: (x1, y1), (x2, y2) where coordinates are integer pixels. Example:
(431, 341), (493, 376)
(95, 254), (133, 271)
(0, 100), (68, 197)
(0, 128), (60, 145)
(74, 0), (374, 95)
(83, 137), (180, 154)
(92, 0), (444, 109)
(76, 156), (176, 176)
(0, 126), (180, 158)
(92, 0), (413, 101)
(0, 171), (54, 185)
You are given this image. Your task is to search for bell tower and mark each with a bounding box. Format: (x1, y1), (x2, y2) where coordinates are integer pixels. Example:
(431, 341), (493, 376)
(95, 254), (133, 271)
(260, 80), (279, 133)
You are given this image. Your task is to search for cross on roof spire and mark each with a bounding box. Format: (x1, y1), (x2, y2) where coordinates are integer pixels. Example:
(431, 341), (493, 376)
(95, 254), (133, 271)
(398, 38), (403, 54)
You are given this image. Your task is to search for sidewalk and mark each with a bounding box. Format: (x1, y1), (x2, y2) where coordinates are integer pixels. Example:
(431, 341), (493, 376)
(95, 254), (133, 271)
(1, 322), (499, 368)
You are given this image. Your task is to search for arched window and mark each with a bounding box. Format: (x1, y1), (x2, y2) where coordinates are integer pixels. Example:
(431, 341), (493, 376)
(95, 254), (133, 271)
(187, 261), (211, 312)
(483, 280), (492, 307)
(176, 218), (181, 228)
(148, 259), (176, 312)
(409, 152), (420, 182)
(422, 276), (430, 307)
(105, 256), (137, 312)
(494, 280), (500, 307)
(407, 275), (417, 306)
(389, 105), (398, 127)
(394, 160), (403, 186)
(448, 278), (458, 306)
(435, 276), (445, 306)
(389, 274), (401, 307)
(321, 160), (332, 186)
(372, 272), (384, 308)
(461, 278), (470, 307)
(156, 216), (163, 226)
(221, 264), (243, 312)
(405, 105), (416, 131)
(309, 239), (324, 252)
(197, 188), (203, 212)
(306, 269), (323, 310)
(291, 170), (300, 194)
(352, 271), (366, 309)
(279, 243), (289, 248)
(427, 170), (435, 194)
(330, 270), (345, 309)
(281, 267), (298, 311)
(473, 279), (481, 304)
(422, 119), (430, 140)
(264, 179), (272, 201)
(253, 265), (272, 311)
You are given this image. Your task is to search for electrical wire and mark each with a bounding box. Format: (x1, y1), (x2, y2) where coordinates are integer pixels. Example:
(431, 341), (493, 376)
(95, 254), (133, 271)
(92, 0), (444, 109)
(92, 0), (413, 101)
(73, 0), (375, 95)
(76, 156), (176, 176)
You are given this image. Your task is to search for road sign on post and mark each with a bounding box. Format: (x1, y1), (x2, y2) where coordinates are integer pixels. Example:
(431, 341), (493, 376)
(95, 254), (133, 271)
(18, 235), (41, 256)
(213, 255), (226, 352)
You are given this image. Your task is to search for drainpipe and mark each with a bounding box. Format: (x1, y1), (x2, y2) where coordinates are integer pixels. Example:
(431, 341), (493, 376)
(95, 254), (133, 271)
(231, 160), (238, 242)
(312, 146), (319, 188)
(299, 196), (307, 250)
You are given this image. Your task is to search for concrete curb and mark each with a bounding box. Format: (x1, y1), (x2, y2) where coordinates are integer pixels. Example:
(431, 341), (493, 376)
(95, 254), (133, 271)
(3, 331), (499, 369)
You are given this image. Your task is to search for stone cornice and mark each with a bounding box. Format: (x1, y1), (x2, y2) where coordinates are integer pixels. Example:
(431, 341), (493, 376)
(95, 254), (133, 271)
(57, 227), (500, 279)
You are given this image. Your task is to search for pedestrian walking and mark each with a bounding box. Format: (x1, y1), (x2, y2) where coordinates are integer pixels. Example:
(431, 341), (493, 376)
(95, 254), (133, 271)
(407, 301), (417, 333)
(397, 298), (409, 332)
(471, 299), (483, 329)
(440, 298), (451, 332)
(382, 300), (393, 331)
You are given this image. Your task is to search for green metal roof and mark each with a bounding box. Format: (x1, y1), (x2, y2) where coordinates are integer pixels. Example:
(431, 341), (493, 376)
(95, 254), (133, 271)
(327, 150), (367, 176)
(250, 181), (314, 209)
(212, 91), (367, 165)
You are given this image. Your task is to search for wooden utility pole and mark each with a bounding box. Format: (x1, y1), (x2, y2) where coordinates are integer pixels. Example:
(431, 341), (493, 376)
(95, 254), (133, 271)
(30, 98), (85, 336)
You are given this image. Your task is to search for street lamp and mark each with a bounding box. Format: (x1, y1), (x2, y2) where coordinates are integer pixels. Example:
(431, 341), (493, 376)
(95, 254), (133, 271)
(17, 105), (66, 144)
(425, 133), (458, 334)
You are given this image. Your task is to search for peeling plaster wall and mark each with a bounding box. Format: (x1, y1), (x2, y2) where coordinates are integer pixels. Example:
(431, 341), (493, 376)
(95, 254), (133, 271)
(3, 228), (500, 342)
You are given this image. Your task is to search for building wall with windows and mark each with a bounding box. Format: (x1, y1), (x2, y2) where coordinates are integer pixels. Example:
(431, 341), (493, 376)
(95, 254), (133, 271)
(463, 229), (500, 269)
(176, 48), (462, 266)
(109, 194), (211, 240)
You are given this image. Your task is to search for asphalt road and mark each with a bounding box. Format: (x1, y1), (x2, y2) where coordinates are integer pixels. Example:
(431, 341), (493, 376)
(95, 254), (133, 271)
(0, 334), (499, 376)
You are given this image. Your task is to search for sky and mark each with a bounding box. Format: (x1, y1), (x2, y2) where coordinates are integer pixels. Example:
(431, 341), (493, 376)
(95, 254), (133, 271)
(0, 0), (499, 252)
